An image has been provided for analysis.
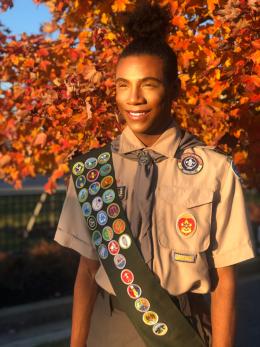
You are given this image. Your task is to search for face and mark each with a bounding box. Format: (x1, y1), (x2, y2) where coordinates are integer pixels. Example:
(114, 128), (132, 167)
(115, 55), (177, 137)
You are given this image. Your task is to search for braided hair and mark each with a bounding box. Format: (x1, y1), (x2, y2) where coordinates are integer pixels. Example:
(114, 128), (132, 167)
(119, 1), (178, 86)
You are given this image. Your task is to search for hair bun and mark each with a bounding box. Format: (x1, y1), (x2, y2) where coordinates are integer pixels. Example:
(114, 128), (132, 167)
(122, 1), (171, 41)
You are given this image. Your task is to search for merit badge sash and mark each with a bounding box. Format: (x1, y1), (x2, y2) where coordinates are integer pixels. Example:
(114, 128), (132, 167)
(70, 143), (205, 347)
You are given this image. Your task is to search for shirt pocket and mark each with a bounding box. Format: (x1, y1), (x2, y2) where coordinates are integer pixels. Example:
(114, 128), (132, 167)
(156, 185), (214, 254)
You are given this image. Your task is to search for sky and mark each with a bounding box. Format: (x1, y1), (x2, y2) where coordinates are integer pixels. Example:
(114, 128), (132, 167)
(0, 0), (51, 35)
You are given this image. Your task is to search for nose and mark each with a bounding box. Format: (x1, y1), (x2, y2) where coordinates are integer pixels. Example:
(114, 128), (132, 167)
(127, 86), (146, 105)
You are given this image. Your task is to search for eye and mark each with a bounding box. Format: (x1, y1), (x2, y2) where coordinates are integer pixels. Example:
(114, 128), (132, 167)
(143, 83), (157, 88)
(117, 83), (128, 88)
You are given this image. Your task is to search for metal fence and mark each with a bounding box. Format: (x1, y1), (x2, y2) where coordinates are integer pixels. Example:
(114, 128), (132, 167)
(0, 188), (66, 253)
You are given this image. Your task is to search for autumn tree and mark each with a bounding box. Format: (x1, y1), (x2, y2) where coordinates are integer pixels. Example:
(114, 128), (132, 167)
(0, 0), (259, 191)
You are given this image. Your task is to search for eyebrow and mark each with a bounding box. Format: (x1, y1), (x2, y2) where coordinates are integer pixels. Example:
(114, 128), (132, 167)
(115, 77), (163, 84)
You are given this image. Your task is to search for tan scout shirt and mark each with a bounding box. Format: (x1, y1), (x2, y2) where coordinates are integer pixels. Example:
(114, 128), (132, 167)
(55, 122), (255, 295)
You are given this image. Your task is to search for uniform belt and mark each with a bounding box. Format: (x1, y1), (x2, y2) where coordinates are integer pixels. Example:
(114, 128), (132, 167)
(109, 294), (180, 312)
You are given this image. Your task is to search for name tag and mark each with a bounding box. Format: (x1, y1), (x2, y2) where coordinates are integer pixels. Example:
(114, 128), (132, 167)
(173, 252), (197, 263)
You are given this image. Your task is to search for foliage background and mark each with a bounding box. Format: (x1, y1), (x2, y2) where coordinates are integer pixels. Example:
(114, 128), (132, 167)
(0, 0), (259, 191)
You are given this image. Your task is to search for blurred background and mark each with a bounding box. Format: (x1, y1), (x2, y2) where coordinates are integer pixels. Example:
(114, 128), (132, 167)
(0, 1), (259, 346)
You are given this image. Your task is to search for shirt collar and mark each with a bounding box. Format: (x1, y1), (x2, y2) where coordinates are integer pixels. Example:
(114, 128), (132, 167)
(118, 120), (182, 158)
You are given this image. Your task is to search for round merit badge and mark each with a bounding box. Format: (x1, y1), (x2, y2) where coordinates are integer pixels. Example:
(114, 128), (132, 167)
(97, 210), (108, 226)
(98, 244), (109, 259)
(114, 254), (126, 269)
(108, 240), (120, 255)
(121, 269), (134, 285)
(85, 157), (98, 170)
(89, 182), (101, 195)
(92, 196), (103, 211)
(177, 153), (203, 175)
(113, 219), (126, 235)
(87, 216), (97, 230)
(142, 311), (159, 326)
(102, 226), (114, 242)
(102, 189), (115, 204)
(176, 213), (197, 238)
(75, 175), (86, 189)
(98, 152), (110, 165)
(119, 234), (131, 249)
(127, 284), (142, 299)
(86, 169), (99, 182)
(78, 188), (88, 203)
(100, 163), (112, 177)
(135, 298), (150, 313)
(72, 162), (84, 176)
(92, 230), (102, 246)
(101, 175), (114, 189)
(153, 323), (168, 336)
(107, 203), (120, 219)
(82, 202), (92, 217)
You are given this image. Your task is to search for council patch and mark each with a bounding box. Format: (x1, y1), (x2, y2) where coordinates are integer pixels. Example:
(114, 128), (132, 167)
(178, 153), (203, 175)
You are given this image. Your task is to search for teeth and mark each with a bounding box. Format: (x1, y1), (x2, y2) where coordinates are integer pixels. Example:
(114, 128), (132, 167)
(129, 112), (147, 116)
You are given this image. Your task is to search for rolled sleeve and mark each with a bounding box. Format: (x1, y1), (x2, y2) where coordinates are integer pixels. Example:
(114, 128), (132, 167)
(54, 176), (98, 260)
(209, 161), (255, 268)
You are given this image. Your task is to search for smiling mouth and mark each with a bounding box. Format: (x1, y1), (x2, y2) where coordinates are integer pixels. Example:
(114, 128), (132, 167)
(126, 110), (151, 120)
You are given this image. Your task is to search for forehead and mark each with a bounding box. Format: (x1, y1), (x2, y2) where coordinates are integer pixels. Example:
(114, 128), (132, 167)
(116, 55), (164, 80)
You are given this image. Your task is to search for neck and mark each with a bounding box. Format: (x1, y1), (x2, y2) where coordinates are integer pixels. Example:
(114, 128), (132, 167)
(134, 118), (173, 147)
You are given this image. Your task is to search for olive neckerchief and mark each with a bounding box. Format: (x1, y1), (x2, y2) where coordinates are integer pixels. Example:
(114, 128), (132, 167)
(70, 142), (205, 347)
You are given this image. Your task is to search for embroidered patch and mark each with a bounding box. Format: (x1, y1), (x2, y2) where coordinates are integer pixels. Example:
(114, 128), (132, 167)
(97, 210), (108, 226)
(92, 230), (102, 246)
(142, 311), (159, 326)
(113, 219), (126, 234)
(121, 269), (134, 285)
(87, 216), (97, 230)
(98, 152), (110, 165)
(85, 157), (98, 170)
(127, 284), (142, 299)
(135, 297), (150, 313)
(117, 186), (127, 200)
(98, 244), (109, 259)
(82, 202), (92, 217)
(86, 169), (99, 182)
(114, 254), (126, 269)
(72, 162), (84, 176)
(107, 203), (120, 219)
(75, 175), (86, 189)
(89, 181), (101, 195)
(119, 234), (132, 249)
(101, 175), (114, 189)
(178, 153), (203, 175)
(108, 240), (120, 255)
(173, 252), (197, 263)
(78, 188), (88, 203)
(102, 226), (114, 242)
(102, 189), (115, 204)
(92, 196), (103, 212)
(176, 213), (197, 238)
(153, 323), (168, 336)
(100, 163), (112, 177)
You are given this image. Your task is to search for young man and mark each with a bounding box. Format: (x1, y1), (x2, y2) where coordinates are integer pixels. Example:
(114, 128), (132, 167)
(55, 3), (255, 347)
